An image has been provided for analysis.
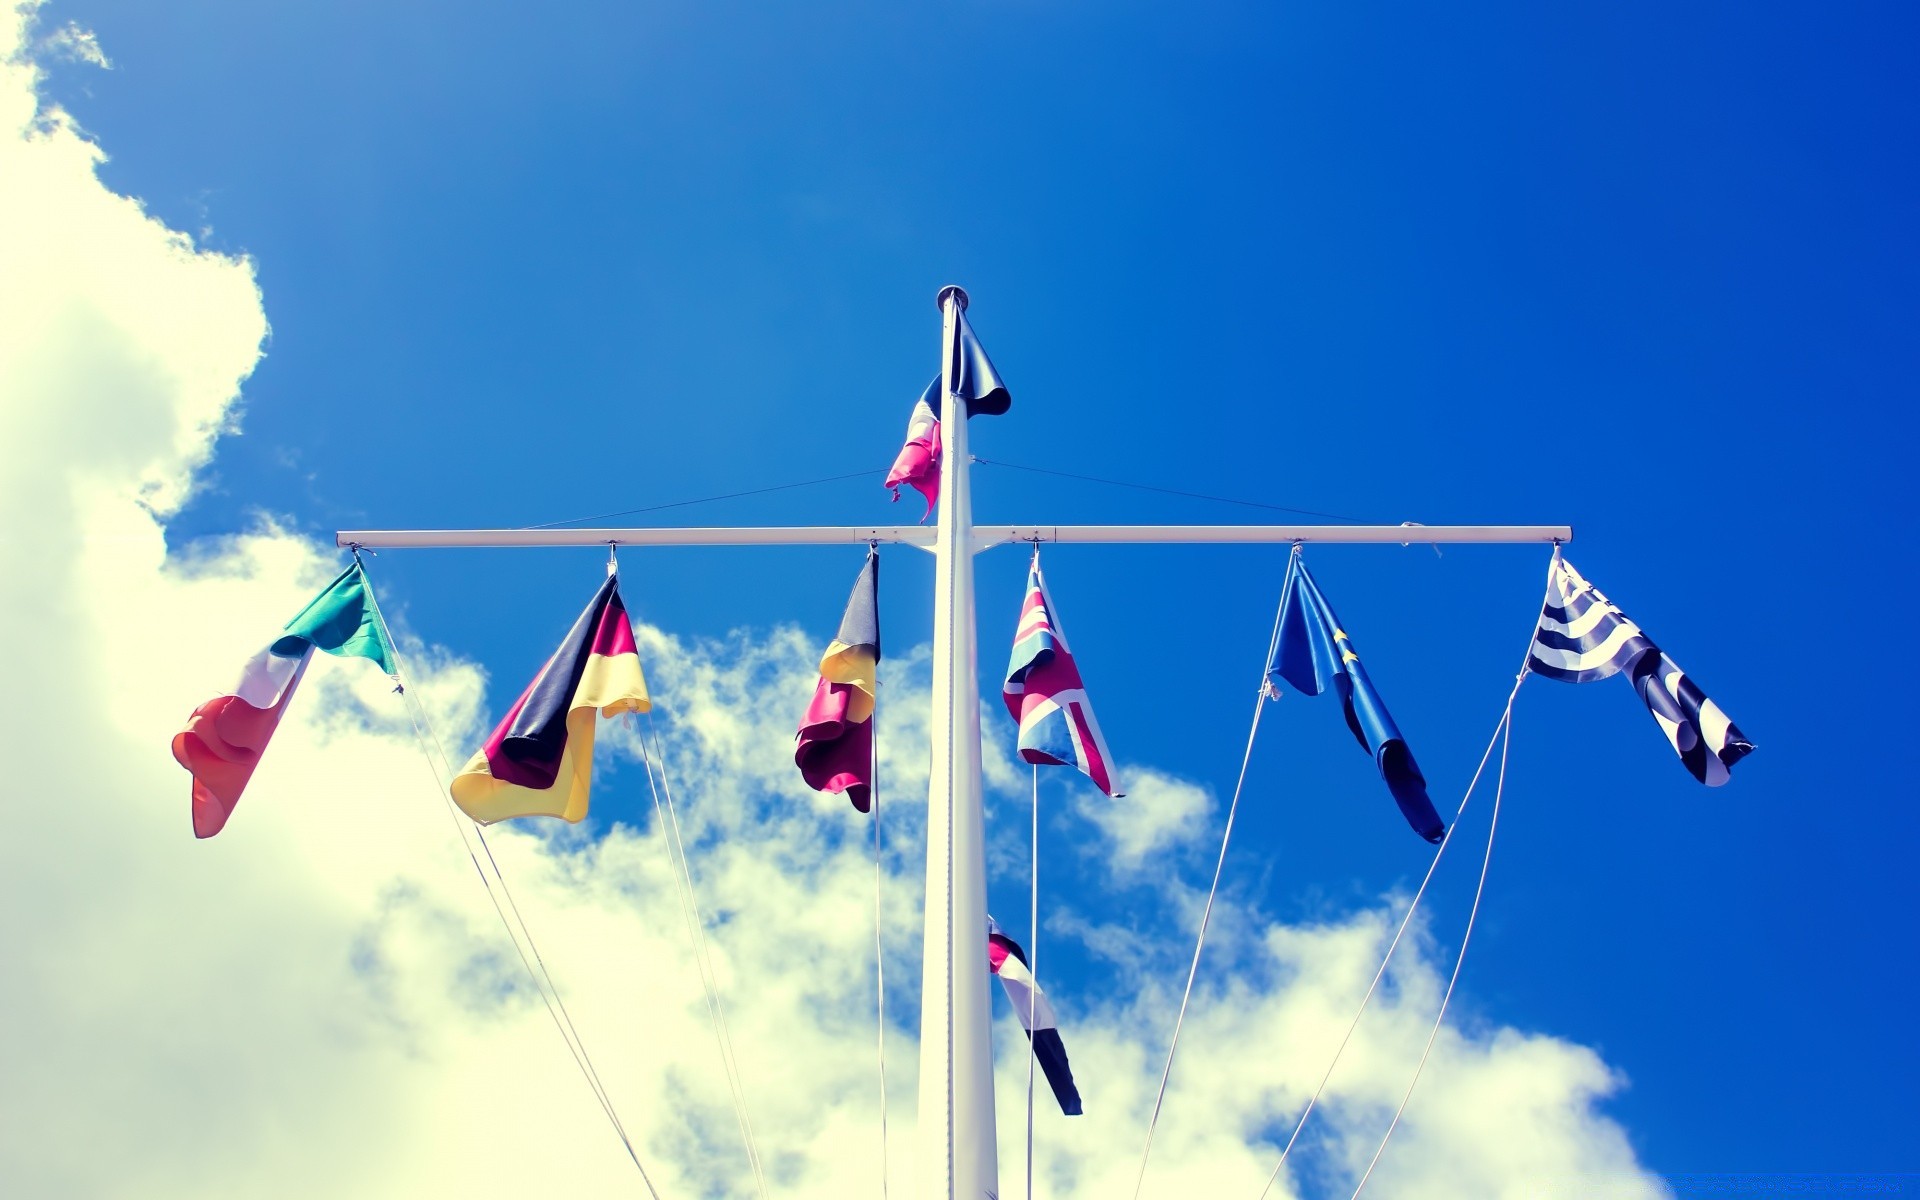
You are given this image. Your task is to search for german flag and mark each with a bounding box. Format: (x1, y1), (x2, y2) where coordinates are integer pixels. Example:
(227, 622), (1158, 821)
(795, 550), (880, 811)
(451, 575), (649, 824)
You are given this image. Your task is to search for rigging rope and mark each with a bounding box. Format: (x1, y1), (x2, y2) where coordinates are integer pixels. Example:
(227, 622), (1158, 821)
(871, 687), (891, 1200)
(525, 467), (887, 530)
(1349, 701), (1518, 1199)
(526, 455), (1370, 533)
(1253, 670), (1533, 1200)
(1254, 558), (1554, 1198)
(405, 693), (656, 1190)
(1130, 588), (1291, 1200)
(362, 577), (662, 1196)
(633, 713), (771, 1200)
(1025, 762), (1039, 1200)
(972, 457), (1373, 524)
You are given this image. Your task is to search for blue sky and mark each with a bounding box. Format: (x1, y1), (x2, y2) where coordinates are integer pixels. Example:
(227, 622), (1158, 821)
(12, 0), (1919, 1193)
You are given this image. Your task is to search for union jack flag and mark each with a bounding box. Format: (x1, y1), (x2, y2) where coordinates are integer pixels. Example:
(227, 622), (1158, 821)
(1003, 554), (1122, 796)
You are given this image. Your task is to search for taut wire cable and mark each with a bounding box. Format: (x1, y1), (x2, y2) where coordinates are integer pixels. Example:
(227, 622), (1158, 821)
(1253, 669), (1533, 1200)
(872, 677), (892, 1200)
(1026, 761), (1039, 1200)
(1348, 702), (1518, 1199)
(1024, 544), (1041, 1200)
(525, 467), (887, 529)
(359, 565), (661, 1195)
(1130, 581), (1291, 1200)
(1341, 556), (1559, 1198)
(1258, 551), (1555, 1198)
(972, 456), (1372, 523)
(632, 712), (770, 1200)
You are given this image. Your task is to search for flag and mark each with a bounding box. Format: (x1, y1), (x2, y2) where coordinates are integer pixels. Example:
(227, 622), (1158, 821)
(988, 917), (1082, 1116)
(796, 550), (881, 811)
(172, 562), (397, 838)
(945, 298), (1012, 416)
(451, 574), (650, 824)
(1003, 555), (1122, 797)
(1267, 552), (1444, 843)
(882, 297), (1009, 515)
(1529, 555), (1754, 786)
(884, 378), (942, 519)
(1525, 555), (1655, 684)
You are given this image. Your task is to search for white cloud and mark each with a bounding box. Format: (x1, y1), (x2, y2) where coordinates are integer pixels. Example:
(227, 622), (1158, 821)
(40, 19), (109, 70)
(1074, 766), (1215, 878)
(0, 12), (1669, 1198)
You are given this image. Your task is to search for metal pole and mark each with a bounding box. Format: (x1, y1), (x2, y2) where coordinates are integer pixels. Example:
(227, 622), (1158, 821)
(971, 524), (1571, 548)
(917, 285), (998, 1200)
(333, 524), (1572, 551)
(335, 526), (940, 550)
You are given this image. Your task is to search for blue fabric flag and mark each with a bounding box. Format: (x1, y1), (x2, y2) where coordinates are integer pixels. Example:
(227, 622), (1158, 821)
(1267, 552), (1445, 844)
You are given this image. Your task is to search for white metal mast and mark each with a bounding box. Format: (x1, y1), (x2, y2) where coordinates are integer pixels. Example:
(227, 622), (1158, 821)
(919, 285), (997, 1200)
(336, 287), (1572, 1200)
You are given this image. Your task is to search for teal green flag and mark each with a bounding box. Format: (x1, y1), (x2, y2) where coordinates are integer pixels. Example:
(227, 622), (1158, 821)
(272, 562), (397, 674)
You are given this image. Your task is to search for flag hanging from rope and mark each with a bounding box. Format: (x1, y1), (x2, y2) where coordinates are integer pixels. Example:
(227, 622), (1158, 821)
(1529, 554), (1754, 786)
(796, 550), (881, 811)
(884, 378), (942, 520)
(451, 573), (650, 824)
(988, 917), (1082, 1116)
(1003, 554), (1122, 796)
(1267, 552), (1445, 843)
(172, 561), (397, 838)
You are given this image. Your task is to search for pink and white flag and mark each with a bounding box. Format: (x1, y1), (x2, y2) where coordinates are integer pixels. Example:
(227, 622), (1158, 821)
(883, 379), (941, 521)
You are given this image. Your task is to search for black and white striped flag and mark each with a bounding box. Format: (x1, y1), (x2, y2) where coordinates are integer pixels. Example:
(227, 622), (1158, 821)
(1530, 555), (1754, 786)
(987, 917), (1082, 1116)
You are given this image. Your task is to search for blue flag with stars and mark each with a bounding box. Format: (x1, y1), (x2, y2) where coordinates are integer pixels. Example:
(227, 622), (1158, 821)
(1267, 552), (1445, 844)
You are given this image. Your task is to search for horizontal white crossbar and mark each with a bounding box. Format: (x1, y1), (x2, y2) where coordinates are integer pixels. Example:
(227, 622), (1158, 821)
(336, 524), (1570, 550)
(337, 526), (938, 549)
(976, 524), (1570, 546)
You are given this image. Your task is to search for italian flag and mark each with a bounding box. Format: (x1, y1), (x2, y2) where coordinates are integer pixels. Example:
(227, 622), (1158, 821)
(172, 563), (397, 838)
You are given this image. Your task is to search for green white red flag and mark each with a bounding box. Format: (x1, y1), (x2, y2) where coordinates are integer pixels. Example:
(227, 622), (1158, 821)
(172, 562), (396, 838)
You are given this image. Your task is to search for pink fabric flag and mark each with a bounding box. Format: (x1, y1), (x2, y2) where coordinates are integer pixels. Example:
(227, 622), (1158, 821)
(884, 379), (941, 521)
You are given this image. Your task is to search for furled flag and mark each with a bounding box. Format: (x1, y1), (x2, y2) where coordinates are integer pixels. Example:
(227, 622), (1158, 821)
(943, 292), (1012, 416)
(884, 378), (942, 519)
(1528, 554), (1754, 785)
(451, 574), (650, 824)
(988, 917), (1083, 1116)
(1003, 554), (1123, 797)
(881, 293), (1013, 516)
(1267, 552), (1445, 843)
(796, 550), (881, 811)
(172, 562), (397, 838)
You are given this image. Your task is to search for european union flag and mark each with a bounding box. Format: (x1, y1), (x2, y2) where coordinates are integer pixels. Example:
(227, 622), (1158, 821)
(1267, 552), (1445, 844)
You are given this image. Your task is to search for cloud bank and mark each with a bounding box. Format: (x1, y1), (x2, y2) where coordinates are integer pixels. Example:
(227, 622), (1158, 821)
(0, 8), (1666, 1197)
